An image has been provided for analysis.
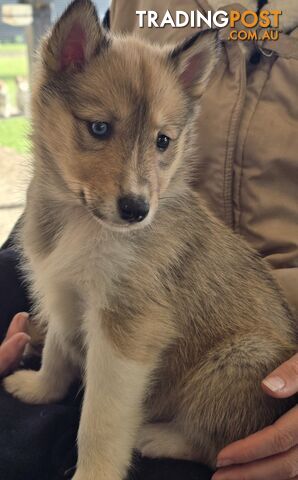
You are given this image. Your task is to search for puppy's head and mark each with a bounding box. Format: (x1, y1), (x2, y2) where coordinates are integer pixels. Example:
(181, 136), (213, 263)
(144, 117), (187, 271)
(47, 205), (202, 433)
(33, 0), (217, 231)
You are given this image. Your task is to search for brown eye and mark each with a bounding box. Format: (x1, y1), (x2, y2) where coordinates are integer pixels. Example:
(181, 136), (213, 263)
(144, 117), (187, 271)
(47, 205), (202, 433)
(156, 133), (170, 152)
(88, 121), (111, 139)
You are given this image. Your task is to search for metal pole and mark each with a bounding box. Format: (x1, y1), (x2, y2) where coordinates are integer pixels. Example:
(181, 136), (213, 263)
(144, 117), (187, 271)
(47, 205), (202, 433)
(25, 24), (33, 84)
(31, 0), (52, 53)
(25, 1), (52, 87)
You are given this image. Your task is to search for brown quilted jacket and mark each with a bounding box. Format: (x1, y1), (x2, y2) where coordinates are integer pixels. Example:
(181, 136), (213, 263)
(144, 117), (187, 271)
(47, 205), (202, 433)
(109, 0), (298, 318)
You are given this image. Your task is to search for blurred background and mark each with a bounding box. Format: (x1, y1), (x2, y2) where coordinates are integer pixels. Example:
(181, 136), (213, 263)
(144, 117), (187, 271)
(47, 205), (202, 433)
(0, 0), (110, 244)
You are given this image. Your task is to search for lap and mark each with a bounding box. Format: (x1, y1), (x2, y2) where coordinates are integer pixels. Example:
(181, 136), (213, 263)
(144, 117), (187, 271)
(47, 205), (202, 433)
(0, 246), (212, 480)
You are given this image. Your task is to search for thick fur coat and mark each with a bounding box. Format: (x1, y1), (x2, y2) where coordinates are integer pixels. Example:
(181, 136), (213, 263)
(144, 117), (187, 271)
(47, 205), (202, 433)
(4, 1), (297, 478)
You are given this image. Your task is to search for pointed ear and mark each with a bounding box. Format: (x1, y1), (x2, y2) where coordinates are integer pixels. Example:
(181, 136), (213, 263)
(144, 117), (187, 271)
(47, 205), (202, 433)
(41, 0), (106, 73)
(170, 30), (219, 97)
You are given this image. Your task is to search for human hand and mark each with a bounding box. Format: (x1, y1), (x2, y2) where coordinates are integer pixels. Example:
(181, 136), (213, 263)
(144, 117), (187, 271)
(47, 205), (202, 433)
(0, 313), (30, 377)
(213, 353), (298, 480)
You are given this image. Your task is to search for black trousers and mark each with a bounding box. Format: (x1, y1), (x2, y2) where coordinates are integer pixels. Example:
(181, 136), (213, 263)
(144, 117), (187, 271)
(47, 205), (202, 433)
(0, 246), (212, 480)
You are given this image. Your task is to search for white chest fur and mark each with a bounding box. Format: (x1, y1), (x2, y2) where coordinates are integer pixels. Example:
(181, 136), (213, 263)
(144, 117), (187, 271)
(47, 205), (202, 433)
(26, 211), (136, 365)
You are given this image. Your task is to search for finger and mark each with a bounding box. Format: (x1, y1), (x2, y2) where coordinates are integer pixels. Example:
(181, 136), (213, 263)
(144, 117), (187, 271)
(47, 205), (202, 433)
(0, 333), (30, 376)
(217, 406), (298, 466)
(5, 312), (29, 341)
(262, 353), (298, 398)
(213, 444), (298, 480)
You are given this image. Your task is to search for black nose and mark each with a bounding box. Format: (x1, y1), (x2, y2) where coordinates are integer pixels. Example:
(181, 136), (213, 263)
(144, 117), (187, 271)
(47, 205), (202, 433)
(118, 196), (149, 223)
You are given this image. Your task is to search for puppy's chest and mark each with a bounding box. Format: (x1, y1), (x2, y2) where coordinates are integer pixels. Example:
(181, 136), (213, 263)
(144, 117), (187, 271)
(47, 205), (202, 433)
(49, 225), (136, 308)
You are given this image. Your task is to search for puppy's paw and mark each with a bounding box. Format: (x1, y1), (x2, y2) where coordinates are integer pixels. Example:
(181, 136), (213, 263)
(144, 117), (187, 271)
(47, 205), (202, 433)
(3, 370), (57, 404)
(72, 470), (119, 480)
(136, 424), (167, 459)
(136, 423), (199, 461)
(71, 474), (87, 480)
(72, 474), (88, 480)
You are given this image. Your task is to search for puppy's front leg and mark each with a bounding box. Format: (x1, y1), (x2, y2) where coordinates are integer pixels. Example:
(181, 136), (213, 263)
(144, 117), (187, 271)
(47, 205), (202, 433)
(4, 326), (77, 404)
(73, 324), (152, 480)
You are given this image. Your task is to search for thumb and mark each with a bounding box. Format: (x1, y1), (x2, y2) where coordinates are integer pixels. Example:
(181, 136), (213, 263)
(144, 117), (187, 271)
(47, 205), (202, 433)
(262, 353), (298, 398)
(0, 332), (30, 377)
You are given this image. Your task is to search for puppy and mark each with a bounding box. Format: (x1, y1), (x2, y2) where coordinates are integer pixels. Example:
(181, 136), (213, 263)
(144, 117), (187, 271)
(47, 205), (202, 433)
(4, 0), (297, 478)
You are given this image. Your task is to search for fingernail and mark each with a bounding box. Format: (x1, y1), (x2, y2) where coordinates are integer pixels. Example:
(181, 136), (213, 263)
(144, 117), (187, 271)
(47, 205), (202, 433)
(15, 312), (29, 328)
(15, 312), (29, 321)
(17, 334), (31, 347)
(216, 459), (233, 467)
(263, 376), (285, 392)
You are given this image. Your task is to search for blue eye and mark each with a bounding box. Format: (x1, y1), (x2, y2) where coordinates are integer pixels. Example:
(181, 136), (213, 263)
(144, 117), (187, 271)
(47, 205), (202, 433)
(88, 121), (111, 139)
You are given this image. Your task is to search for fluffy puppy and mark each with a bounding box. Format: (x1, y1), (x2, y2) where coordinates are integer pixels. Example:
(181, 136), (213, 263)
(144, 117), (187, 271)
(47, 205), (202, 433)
(4, 1), (297, 479)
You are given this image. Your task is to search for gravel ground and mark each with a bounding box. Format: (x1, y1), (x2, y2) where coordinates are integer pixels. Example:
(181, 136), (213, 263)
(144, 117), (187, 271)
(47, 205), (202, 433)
(0, 147), (30, 245)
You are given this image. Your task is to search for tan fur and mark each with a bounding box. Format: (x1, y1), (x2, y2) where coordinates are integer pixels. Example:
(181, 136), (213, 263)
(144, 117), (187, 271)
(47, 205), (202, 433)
(3, 1), (297, 478)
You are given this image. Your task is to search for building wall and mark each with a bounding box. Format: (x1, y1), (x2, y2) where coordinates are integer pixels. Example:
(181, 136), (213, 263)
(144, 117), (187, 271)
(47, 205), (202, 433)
(0, 0), (111, 42)
(0, 0), (25, 42)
